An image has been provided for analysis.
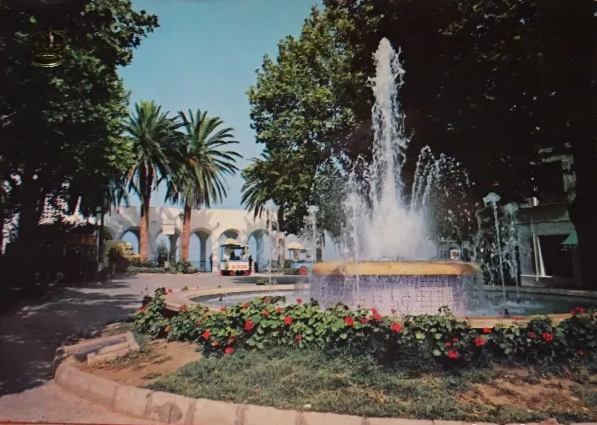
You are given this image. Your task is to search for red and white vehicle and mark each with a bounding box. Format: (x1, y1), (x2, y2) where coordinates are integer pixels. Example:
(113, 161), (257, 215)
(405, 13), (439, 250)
(219, 239), (251, 276)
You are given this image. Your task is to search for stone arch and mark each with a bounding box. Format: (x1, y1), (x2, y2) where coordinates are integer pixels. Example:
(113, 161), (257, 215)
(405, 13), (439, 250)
(190, 227), (213, 271)
(120, 226), (140, 254)
(155, 227), (182, 263)
(218, 228), (242, 243)
(247, 229), (270, 272)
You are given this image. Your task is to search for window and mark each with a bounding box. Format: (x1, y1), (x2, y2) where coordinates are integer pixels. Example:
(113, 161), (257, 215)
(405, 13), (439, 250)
(533, 161), (565, 204)
(537, 234), (573, 277)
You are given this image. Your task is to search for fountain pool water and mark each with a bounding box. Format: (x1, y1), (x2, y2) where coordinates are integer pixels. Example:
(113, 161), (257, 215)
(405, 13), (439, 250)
(192, 289), (596, 316)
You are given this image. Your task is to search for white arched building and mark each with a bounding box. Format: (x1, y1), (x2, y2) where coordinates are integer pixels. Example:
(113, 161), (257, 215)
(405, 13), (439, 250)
(105, 206), (294, 272)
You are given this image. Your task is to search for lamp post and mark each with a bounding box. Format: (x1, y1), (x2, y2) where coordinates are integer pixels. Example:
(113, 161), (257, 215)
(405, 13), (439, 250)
(264, 200), (279, 287)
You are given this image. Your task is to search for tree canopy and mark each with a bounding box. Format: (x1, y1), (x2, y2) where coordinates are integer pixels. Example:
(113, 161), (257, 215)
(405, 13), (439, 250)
(245, 0), (597, 285)
(1, 0), (158, 280)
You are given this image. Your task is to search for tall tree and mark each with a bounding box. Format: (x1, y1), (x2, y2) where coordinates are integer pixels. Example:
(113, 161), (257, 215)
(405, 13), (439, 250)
(249, 0), (597, 287)
(123, 100), (181, 260)
(166, 110), (241, 260)
(246, 7), (361, 235)
(1, 0), (158, 285)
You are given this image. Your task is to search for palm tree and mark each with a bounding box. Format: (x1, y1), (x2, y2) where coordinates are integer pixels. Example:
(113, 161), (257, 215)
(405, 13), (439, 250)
(241, 148), (292, 229)
(166, 109), (241, 260)
(123, 100), (181, 260)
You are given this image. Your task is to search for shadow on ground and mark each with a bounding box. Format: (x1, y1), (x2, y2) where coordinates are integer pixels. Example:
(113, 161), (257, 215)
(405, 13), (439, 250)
(0, 282), (141, 396)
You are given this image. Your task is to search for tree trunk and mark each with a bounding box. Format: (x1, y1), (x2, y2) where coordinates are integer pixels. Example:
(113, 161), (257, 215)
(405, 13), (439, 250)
(181, 204), (192, 260)
(97, 202), (105, 271)
(13, 176), (47, 288)
(569, 144), (597, 290)
(139, 194), (151, 260)
(139, 165), (152, 261)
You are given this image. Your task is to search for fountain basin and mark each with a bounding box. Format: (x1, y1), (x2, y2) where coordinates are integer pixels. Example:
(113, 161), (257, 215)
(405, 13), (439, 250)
(310, 261), (481, 316)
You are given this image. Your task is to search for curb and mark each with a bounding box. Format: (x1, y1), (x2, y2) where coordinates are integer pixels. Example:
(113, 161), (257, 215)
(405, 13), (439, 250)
(53, 356), (597, 425)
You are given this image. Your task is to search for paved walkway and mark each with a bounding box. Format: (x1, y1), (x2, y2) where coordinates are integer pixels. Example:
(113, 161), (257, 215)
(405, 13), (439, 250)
(0, 272), (278, 423)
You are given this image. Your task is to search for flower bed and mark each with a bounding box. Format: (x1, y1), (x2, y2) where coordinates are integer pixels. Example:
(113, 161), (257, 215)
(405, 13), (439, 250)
(135, 288), (596, 367)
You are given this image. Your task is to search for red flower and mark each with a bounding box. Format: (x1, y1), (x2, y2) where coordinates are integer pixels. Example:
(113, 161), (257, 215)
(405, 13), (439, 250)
(513, 316), (522, 321)
(372, 313), (383, 321)
(213, 341), (220, 346)
(542, 332), (554, 342)
(295, 335), (302, 343)
(263, 297), (270, 303)
(242, 302), (249, 308)
(390, 323), (402, 333)
(391, 307), (397, 314)
(228, 337), (235, 344)
(220, 306), (227, 312)
(296, 298), (303, 304)
(165, 325), (171, 333)
(167, 289), (173, 294)
(262, 309), (270, 317)
(528, 332), (536, 339)
(202, 330), (211, 340)
(370, 307), (378, 314)
(344, 317), (355, 327)
(224, 347), (235, 355)
(180, 305), (187, 313)
(360, 317), (370, 323)
(283, 316), (293, 325)
(452, 338), (459, 342)
(474, 337), (485, 347)
(276, 307), (282, 314)
(482, 327), (491, 334)
(196, 321), (203, 326)
(571, 307), (586, 315)
(445, 342), (452, 347)
(139, 307), (146, 313)
(447, 349), (460, 359)
(244, 320), (254, 331)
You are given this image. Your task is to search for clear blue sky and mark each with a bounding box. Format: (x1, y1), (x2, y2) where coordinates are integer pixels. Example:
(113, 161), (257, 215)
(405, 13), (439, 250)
(119, 0), (319, 209)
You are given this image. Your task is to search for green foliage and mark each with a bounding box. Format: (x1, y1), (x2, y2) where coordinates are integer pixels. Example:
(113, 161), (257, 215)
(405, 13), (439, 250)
(148, 348), (594, 423)
(244, 6), (362, 236)
(135, 289), (597, 369)
(1, 0), (158, 285)
(166, 109), (241, 210)
(154, 241), (169, 267)
(244, 0), (597, 261)
(129, 257), (156, 268)
(169, 259), (196, 274)
(134, 288), (168, 338)
(107, 245), (126, 265)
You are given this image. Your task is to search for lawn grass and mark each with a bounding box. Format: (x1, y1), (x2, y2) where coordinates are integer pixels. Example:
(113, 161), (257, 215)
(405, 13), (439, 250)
(146, 347), (597, 423)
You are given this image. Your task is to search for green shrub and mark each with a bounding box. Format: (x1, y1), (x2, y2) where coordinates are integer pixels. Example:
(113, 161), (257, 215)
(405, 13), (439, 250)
(130, 257), (157, 268)
(128, 266), (168, 274)
(170, 259), (196, 274)
(134, 289), (597, 369)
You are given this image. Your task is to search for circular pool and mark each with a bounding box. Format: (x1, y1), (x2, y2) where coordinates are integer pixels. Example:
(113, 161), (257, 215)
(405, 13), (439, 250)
(191, 287), (597, 316)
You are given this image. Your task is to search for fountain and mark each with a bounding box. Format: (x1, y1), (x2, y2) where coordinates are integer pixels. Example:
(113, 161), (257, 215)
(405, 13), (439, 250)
(189, 38), (597, 318)
(310, 38), (480, 316)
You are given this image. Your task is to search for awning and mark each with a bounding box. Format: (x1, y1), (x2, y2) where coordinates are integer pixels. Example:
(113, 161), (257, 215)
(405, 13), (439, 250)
(561, 231), (578, 246)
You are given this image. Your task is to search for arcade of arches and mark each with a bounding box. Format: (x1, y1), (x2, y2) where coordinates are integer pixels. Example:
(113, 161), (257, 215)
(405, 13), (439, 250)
(105, 207), (290, 272)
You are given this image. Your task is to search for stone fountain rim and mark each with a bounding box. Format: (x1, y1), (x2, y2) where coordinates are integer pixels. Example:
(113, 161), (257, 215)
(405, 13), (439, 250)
(162, 284), (595, 329)
(312, 260), (480, 276)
